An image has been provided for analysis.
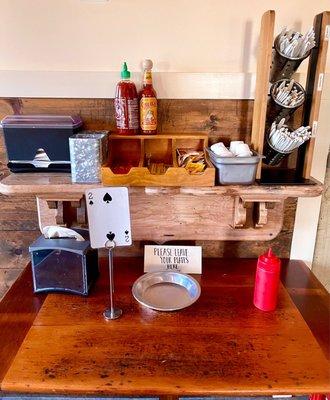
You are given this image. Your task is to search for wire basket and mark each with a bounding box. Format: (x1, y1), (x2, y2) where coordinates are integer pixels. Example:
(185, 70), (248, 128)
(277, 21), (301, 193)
(267, 79), (305, 125)
(270, 36), (311, 83)
(263, 135), (293, 166)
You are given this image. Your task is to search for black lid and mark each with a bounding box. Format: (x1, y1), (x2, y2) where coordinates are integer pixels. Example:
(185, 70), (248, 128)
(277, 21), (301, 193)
(1, 115), (83, 129)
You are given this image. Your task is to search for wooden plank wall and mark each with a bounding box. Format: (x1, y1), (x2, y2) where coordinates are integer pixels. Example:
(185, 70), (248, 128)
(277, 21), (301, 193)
(0, 98), (297, 299)
(313, 150), (330, 291)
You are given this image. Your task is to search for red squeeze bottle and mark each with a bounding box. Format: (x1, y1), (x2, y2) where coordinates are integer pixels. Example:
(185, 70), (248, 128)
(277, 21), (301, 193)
(253, 248), (281, 311)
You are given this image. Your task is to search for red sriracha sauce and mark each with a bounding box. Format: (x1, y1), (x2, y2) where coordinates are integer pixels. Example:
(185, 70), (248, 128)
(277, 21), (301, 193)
(114, 62), (139, 135)
(253, 248), (281, 311)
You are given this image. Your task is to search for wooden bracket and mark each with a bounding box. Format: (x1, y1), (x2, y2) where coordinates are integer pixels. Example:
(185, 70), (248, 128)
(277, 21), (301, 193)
(36, 195), (86, 232)
(233, 196), (247, 228)
(74, 198), (87, 226)
(233, 195), (284, 229)
(254, 202), (268, 228)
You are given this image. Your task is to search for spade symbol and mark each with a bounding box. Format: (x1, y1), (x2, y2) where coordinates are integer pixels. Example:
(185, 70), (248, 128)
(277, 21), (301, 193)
(89, 200), (94, 205)
(103, 193), (112, 203)
(125, 230), (129, 235)
(107, 232), (115, 241)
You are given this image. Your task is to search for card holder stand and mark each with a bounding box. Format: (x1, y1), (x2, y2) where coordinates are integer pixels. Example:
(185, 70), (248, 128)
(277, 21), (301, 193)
(103, 240), (122, 320)
(101, 133), (215, 187)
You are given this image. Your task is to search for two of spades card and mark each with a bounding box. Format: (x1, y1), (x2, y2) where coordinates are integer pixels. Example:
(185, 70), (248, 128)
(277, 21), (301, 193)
(85, 187), (132, 249)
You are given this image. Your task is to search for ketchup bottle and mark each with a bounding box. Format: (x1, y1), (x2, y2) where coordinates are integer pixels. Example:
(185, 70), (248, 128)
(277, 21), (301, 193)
(140, 59), (157, 134)
(114, 62), (139, 135)
(253, 248), (281, 311)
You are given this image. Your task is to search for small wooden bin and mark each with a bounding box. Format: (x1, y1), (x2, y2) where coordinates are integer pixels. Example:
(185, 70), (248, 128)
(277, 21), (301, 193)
(101, 133), (215, 186)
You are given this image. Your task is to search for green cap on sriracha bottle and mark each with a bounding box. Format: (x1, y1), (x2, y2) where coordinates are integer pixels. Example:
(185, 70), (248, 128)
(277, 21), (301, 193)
(121, 62), (131, 79)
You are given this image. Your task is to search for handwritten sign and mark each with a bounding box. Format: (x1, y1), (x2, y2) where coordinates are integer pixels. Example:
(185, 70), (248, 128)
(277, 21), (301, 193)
(144, 245), (202, 274)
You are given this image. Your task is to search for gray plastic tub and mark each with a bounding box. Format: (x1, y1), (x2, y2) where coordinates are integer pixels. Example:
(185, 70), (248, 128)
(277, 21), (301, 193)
(206, 147), (263, 185)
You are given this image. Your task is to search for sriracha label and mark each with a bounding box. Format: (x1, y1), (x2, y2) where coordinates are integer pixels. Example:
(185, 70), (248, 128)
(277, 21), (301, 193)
(115, 98), (139, 130)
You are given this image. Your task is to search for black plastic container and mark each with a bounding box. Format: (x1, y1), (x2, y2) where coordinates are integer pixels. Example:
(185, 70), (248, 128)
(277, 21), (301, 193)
(29, 228), (98, 296)
(1, 115), (83, 172)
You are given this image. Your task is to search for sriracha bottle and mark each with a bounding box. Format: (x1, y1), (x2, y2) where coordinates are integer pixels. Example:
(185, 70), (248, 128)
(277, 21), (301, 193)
(140, 59), (157, 134)
(253, 248), (281, 311)
(114, 62), (139, 135)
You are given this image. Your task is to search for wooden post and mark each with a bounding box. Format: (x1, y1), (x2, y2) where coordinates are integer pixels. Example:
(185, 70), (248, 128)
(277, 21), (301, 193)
(300, 11), (330, 179)
(251, 10), (275, 179)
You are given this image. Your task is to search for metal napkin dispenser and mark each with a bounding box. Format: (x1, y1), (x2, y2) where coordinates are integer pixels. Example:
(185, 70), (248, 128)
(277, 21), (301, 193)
(29, 229), (98, 296)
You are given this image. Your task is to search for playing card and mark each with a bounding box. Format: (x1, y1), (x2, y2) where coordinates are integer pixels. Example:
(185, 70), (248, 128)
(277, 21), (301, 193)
(85, 187), (132, 248)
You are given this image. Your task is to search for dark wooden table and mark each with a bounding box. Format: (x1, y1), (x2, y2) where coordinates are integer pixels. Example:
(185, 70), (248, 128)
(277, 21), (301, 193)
(0, 258), (329, 397)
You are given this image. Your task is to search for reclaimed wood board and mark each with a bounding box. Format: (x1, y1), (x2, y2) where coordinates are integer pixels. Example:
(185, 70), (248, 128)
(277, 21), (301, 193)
(0, 173), (314, 243)
(0, 98), (253, 145)
(197, 197), (297, 258)
(301, 11), (330, 178)
(0, 97), (296, 297)
(2, 258), (329, 396)
(0, 172), (323, 198)
(251, 10), (275, 178)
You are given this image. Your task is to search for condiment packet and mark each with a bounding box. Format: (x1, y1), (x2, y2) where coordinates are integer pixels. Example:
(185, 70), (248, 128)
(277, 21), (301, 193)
(176, 148), (206, 174)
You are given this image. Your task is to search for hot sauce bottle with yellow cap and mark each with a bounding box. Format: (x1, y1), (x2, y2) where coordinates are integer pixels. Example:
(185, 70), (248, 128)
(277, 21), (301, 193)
(140, 59), (157, 134)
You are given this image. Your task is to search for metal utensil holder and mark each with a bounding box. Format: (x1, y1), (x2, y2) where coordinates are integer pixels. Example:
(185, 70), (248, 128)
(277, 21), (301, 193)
(270, 37), (311, 83)
(267, 79), (305, 126)
(263, 135), (293, 166)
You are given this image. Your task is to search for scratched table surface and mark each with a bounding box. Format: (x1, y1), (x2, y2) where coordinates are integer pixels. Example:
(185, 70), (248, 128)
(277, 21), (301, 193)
(0, 258), (329, 396)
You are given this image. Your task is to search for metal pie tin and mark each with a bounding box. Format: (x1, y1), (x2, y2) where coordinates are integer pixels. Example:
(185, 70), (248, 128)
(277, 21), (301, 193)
(132, 271), (201, 311)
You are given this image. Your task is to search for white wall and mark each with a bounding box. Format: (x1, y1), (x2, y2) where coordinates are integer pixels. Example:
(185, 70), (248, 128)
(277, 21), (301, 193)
(0, 0), (329, 264)
(0, 0), (329, 73)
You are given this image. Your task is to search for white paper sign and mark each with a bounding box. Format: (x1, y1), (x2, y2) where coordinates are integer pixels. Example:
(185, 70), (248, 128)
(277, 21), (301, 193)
(144, 245), (202, 274)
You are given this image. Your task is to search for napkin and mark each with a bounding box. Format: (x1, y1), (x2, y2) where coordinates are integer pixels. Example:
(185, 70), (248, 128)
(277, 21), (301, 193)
(42, 226), (85, 241)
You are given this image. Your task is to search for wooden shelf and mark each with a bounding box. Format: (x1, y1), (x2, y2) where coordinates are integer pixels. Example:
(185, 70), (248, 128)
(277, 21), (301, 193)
(0, 172), (323, 198)
(109, 132), (209, 140)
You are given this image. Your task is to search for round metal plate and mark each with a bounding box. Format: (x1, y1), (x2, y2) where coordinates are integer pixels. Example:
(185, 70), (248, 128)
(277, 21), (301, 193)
(132, 271), (201, 311)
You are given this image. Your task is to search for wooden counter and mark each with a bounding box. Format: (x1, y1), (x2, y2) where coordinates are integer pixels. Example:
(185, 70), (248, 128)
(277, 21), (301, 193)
(0, 258), (329, 397)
